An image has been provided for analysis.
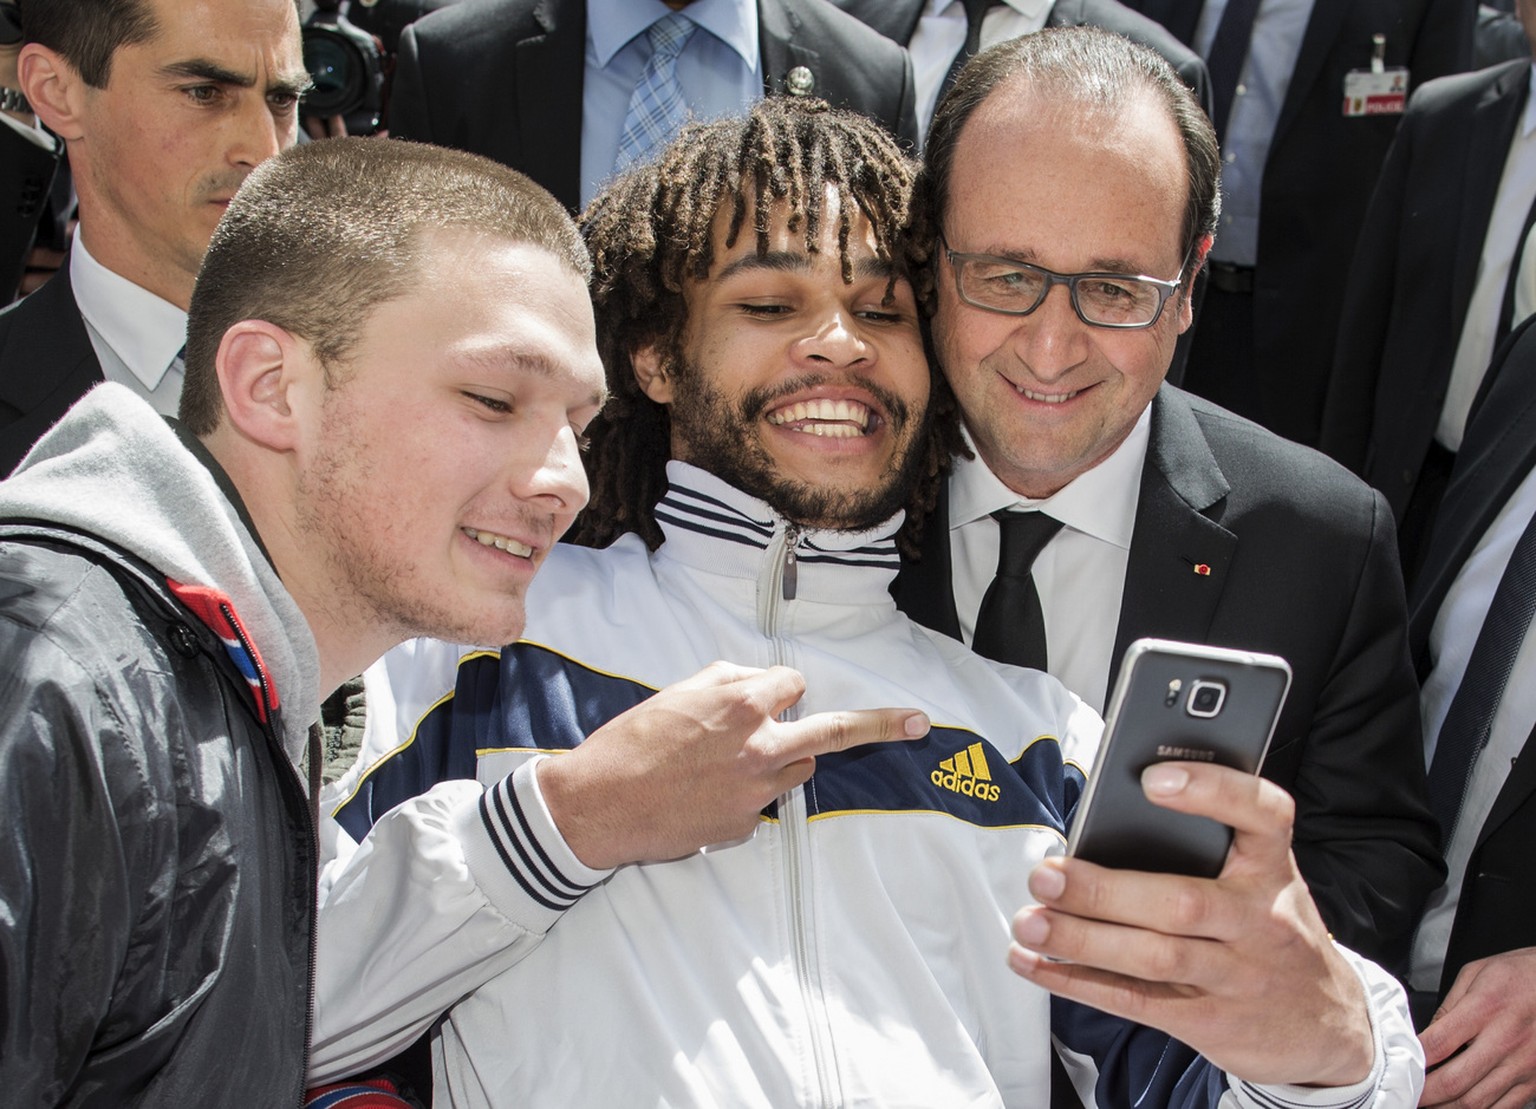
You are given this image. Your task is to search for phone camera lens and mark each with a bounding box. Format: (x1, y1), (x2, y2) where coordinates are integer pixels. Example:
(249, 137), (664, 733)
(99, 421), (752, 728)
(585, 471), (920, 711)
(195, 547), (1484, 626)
(1187, 680), (1226, 718)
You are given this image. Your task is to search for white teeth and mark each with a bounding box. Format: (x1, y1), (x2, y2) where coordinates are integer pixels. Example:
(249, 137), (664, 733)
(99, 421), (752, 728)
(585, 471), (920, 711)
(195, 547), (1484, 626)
(1018, 386), (1078, 404)
(464, 527), (534, 558)
(766, 398), (872, 433)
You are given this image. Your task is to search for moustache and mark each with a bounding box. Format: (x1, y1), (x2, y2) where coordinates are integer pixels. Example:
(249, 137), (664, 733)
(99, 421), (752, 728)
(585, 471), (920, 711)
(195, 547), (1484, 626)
(738, 372), (913, 430)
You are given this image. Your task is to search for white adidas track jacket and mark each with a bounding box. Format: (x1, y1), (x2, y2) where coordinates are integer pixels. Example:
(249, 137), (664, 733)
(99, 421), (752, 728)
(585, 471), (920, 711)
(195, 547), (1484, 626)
(314, 463), (1423, 1108)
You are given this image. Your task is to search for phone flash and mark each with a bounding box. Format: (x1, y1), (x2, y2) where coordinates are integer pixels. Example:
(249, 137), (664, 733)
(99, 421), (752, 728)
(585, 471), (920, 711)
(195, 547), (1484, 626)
(1164, 679), (1182, 707)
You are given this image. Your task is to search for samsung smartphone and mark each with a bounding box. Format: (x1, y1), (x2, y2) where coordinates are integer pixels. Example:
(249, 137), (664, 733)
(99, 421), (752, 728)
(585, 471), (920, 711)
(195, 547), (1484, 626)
(1065, 638), (1293, 878)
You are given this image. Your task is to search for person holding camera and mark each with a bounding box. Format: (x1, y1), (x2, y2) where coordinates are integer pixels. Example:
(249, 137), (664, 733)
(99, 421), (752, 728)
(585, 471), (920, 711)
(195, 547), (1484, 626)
(0, 0), (308, 476)
(329, 95), (1423, 1107)
(891, 27), (1443, 978)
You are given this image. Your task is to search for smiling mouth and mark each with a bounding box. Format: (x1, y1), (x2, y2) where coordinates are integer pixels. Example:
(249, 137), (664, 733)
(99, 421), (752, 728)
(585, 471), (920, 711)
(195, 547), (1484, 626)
(766, 398), (874, 438)
(463, 527), (534, 558)
(1014, 384), (1083, 405)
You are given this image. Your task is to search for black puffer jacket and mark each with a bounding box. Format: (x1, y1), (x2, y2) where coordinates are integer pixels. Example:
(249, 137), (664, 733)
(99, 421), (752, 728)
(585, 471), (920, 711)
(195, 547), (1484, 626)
(0, 525), (317, 1107)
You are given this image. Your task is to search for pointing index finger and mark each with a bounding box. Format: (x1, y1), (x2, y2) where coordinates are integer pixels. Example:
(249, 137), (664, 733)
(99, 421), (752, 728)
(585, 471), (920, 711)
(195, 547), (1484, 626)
(777, 707), (931, 763)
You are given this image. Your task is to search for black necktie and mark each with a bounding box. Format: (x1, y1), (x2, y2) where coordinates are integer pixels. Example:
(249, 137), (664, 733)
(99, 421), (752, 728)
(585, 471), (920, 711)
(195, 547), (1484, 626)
(1426, 505), (1536, 840)
(971, 510), (1064, 671)
(941, 0), (994, 97)
(1205, 0), (1263, 144)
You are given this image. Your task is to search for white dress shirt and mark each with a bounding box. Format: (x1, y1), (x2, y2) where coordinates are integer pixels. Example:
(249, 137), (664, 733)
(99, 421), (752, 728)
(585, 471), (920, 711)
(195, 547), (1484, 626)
(1438, 64), (1536, 453)
(1516, 218), (1536, 325)
(947, 407), (1150, 713)
(908, 0), (1053, 142)
(581, 0), (760, 207)
(1194, 0), (1316, 267)
(69, 234), (188, 419)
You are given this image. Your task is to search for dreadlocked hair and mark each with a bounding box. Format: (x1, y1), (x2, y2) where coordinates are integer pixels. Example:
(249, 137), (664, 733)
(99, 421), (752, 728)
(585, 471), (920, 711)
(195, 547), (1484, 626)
(570, 95), (959, 560)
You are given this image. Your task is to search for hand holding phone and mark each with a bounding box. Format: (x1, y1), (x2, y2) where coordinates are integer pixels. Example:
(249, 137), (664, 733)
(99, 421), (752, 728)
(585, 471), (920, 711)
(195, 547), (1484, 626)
(1065, 638), (1292, 877)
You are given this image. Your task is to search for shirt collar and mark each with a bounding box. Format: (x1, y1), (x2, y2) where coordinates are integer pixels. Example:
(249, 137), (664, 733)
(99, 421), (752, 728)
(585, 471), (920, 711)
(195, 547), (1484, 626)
(588, 0), (759, 72)
(69, 234), (188, 393)
(1524, 64), (1536, 139)
(0, 108), (55, 147)
(948, 405), (1151, 550)
(924, 0), (1053, 19)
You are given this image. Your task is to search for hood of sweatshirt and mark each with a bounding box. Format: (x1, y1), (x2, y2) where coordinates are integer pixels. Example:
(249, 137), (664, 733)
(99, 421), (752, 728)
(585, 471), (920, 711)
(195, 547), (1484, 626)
(0, 383), (318, 764)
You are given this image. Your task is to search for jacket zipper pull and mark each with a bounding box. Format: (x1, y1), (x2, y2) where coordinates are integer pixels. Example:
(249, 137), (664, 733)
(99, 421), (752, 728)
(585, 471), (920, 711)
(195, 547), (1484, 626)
(782, 524), (800, 601)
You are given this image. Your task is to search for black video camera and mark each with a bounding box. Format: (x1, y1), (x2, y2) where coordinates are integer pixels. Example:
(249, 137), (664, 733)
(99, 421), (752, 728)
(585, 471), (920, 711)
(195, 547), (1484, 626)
(302, 0), (386, 135)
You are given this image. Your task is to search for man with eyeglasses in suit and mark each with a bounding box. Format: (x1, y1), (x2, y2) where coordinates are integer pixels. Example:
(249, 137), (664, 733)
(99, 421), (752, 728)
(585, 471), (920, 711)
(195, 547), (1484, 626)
(895, 26), (1443, 979)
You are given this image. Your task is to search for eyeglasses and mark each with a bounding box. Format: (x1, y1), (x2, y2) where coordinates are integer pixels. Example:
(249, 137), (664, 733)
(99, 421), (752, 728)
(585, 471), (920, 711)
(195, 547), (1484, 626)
(942, 236), (1188, 329)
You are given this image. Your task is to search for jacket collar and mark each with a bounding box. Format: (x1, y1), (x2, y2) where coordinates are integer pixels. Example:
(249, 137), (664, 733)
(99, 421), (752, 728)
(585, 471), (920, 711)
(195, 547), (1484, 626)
(1108, 385), (1237, 689)
(654, 461), (904, 607)
(0, 260), (102, 414)
(511, 0), (586, 210)
(1452, 62), (1531, 320)
(893, 386), (1238, 684)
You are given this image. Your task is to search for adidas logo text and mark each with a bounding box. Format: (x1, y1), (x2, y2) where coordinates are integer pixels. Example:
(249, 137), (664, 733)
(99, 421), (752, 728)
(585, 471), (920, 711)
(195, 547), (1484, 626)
(932, 741), (1001, 803)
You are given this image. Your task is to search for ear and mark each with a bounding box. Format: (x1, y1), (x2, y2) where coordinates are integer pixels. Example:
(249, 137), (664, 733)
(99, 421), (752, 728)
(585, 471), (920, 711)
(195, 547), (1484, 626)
(1176, 233), (1214, 334)
(215, 320), (311, 452)
(18, 44), (88, 142)
(630, 342), (675, 405)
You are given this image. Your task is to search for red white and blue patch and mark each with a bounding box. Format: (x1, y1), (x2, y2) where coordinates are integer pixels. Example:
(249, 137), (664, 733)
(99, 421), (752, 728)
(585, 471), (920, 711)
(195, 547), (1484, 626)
(166, 579), (280, 724)
(304, 1078), (415, 1108)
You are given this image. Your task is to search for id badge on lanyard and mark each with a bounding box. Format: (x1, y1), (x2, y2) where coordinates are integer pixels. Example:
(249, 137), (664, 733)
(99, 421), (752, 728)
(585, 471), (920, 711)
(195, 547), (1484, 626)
(1343, 32), (1408, 117)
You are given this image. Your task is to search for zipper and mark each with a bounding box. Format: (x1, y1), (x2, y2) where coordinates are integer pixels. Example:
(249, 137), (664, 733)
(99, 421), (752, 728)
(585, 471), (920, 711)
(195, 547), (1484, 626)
(220, 601), (318, 1107)
(760, 523), (841, 1107)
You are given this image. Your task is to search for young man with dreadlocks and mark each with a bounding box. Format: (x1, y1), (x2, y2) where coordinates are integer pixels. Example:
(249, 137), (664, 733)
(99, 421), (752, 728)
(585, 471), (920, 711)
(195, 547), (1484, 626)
(325, 98), (1422, 1106)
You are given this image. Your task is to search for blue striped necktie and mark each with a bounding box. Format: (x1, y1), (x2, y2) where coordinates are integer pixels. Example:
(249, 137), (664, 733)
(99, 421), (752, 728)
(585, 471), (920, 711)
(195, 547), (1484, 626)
(616, 13), (698, 171)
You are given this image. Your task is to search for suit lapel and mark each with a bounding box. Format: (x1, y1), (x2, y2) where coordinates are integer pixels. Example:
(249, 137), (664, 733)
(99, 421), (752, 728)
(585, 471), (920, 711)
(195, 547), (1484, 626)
(1477, 720), (1536, 848)
(892, 479), (964, 641)
(513, 0), (585, 211)
(0, 264), (102, 414)
(826, 0), (923, 44)
(1109, 387), (1238, 690)
(1451, 65), (1529, 323)
(1046, 0), (1085, 28)
(1271, 1), (1349, 150)
(1409, 322), (1536, 671)
(1131, 0), (1200, 47)
(759, 0), (821, 98)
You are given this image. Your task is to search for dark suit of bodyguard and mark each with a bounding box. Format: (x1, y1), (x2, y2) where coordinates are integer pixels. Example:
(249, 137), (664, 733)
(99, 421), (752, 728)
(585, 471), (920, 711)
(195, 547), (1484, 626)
(0, 266), (102, 476)
(1324, 59), (1534, 543)
(1122, 0), (1473, 447)
(830, 0), (1213, 116)
(387, 0), (918, 212)
(1408, 316), (1536, 1012)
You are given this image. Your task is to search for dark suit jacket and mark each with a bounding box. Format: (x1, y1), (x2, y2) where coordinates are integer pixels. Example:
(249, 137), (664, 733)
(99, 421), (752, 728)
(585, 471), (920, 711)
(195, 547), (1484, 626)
(829, 0), (1213, 114)
(0, 266), (102, 477)
(1475, 5), (1530, 69)
(894, 385), (1444, 971)
(1322, 61), (1529, 520)
(1125, 0), (1474, 447)
(388, 0), (918, 212)
(1408, 315), (1536, 1000)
